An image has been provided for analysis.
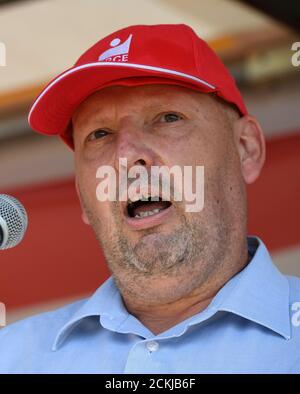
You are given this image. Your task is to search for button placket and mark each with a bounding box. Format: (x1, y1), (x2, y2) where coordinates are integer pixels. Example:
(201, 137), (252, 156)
(146, 340), (159, 352)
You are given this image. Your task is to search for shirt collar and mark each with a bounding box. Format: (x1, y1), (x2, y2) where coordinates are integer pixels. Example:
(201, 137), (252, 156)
(212, 236), (291, 340)
(52, 277), (128, 350)
(52, 236), (291, 350)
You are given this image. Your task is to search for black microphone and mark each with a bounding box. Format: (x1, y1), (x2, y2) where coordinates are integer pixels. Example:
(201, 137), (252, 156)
(0, 194), (28, 250)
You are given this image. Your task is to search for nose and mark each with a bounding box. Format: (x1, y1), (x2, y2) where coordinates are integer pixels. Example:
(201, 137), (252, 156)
(114, 125), (156, 171)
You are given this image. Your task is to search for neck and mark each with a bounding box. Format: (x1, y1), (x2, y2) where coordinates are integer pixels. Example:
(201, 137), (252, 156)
(124, 291), (215, 335)
(122, 248), (250, 335)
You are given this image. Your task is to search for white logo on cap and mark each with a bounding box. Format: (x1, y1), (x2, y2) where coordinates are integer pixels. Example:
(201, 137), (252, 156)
(98, 34), (132, 62)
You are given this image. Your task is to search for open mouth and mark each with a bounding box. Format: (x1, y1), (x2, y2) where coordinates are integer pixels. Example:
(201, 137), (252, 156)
(126, 196), (172, 219)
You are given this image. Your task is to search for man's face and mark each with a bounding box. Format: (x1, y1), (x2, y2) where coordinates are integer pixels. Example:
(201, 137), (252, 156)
(72, 84), (247, 302)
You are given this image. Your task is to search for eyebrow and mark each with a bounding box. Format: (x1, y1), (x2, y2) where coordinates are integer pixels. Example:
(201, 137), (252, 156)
(75, 102), (182, 123)
(72, 90), (200, 132)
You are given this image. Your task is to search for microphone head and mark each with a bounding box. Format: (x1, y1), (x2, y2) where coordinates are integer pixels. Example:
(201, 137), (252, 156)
(0, 194), (28, 250)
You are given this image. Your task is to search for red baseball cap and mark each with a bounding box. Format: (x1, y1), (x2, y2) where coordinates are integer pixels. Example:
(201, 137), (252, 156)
(28, 24), (247, 149)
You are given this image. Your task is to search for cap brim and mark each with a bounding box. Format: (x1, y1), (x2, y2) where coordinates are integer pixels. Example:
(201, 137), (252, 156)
(28, 62), (216, 146)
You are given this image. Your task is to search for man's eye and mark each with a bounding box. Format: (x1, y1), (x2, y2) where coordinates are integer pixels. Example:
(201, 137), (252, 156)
(159, 113), (183, 123)
(87, 129), (109, 141)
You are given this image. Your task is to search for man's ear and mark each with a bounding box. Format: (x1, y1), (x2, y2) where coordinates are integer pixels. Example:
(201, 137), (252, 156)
(233, 115), (266, 184)
(75, 178), (90, 225)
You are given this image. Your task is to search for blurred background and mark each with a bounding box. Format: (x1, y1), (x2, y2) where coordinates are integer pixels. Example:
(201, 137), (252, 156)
(0, 0), (299, 324)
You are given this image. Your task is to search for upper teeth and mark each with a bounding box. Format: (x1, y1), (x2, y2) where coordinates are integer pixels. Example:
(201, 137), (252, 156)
(129, 195), (160, 203)
(129, 195), (141, 203)
(135, 208), (161, 218)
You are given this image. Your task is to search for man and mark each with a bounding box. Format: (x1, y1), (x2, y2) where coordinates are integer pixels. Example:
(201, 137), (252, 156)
(0, 24), (299, 373)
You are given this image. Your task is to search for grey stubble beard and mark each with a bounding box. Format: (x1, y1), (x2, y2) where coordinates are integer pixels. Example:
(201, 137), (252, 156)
(83, 197), (229, 305)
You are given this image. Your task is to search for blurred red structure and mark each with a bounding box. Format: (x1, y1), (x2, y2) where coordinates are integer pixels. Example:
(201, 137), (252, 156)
(1, 131), (300, 310)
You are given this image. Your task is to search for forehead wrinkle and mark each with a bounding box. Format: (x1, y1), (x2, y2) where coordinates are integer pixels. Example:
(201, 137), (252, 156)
(73, 93), (151, 130)
(72, 84), (213, 132)
(72, 94), (118, 132)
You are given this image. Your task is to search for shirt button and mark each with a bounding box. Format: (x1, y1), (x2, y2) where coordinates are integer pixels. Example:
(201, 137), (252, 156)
(146, 341), (159, 352)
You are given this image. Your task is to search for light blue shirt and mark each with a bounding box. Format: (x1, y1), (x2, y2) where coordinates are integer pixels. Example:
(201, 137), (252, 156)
(0, 236), (300, 374)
